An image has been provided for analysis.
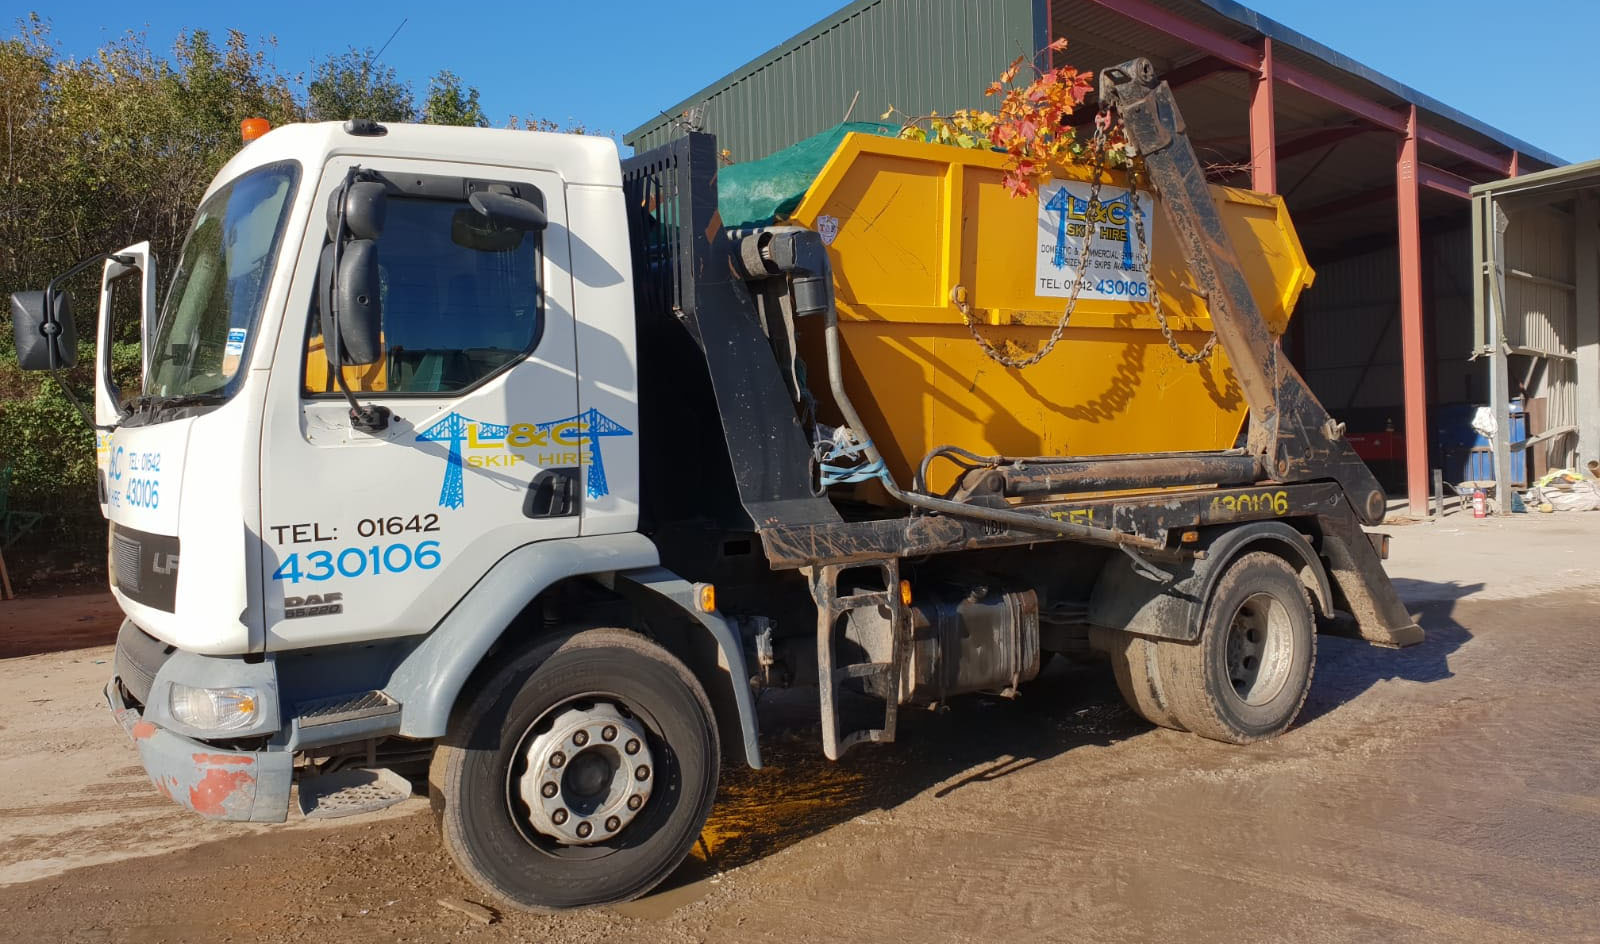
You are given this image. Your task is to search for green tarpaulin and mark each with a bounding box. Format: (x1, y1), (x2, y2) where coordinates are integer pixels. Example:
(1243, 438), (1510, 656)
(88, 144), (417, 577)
(716, 121), (901, 228)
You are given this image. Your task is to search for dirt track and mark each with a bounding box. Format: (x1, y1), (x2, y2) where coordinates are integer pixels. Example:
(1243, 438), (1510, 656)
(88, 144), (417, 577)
(2, 514), (1598, 942)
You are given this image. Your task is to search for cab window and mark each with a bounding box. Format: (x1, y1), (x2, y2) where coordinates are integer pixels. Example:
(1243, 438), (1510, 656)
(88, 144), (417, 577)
(304, 189), (543, 395)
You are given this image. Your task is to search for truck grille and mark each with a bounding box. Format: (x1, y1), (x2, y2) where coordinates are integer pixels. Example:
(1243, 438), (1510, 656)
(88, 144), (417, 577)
(112, 534), (142, 593)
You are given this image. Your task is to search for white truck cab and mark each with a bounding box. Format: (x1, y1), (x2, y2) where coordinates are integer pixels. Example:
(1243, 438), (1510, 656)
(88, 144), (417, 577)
(100, 122), (643, 655)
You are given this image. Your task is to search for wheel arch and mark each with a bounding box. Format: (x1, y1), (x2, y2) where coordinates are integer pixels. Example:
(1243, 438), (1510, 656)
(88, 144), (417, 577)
(1088, 520), (1332, 642)
(384, 535), (761, 769)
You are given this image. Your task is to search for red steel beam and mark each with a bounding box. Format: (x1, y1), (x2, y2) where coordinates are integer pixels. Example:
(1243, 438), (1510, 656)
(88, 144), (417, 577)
(1417, 162), (1475, 200)
(1396, 106), (1430, 516)
(1274, 123), (1372, 162)
(1163, 55), (1236, 89)
(1079, 0), (1515, 175)
(1270, 60), (1406, 134)
(1080, 0), (1257, 69)
(1250, 38), (1277, 193)
(1294, 184), (1394, 223)
(1417, 125), (1510, 177)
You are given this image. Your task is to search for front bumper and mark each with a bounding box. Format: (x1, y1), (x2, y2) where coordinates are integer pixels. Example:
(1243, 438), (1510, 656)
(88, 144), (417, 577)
(107, 680), (293, 823)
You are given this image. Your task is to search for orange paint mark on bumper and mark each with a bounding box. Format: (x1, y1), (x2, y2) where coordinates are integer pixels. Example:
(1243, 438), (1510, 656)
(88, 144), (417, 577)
(130, 720), (158, 741)
(188, 767), (255, 817)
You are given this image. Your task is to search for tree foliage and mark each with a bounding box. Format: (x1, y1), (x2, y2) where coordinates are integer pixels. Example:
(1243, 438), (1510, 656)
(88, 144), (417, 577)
(883, 38), (1130, 196)
(422, 69), (487, 128)
(0, 16), (510, 579)
(307, 46), (415, 123)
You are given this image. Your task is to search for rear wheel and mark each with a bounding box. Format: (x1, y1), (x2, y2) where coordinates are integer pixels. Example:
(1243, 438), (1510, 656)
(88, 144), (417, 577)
(1091, 628), (1185, 731)
(1157, 552), (1315, 743)
(430, 628), (719, 911)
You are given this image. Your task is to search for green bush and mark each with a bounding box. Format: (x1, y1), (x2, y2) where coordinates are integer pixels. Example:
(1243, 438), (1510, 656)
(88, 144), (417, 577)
(0, 16), (501, 587)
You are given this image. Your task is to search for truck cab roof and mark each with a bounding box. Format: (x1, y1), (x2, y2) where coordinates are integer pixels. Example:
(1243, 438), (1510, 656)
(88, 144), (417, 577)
(207, 120), (624, 202)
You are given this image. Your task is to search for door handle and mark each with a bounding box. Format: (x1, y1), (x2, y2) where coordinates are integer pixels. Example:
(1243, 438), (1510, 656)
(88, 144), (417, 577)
(524, 467), (580, 518)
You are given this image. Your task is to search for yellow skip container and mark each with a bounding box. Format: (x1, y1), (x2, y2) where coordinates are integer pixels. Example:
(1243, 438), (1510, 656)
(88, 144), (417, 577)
(787, 133), (1313, 493)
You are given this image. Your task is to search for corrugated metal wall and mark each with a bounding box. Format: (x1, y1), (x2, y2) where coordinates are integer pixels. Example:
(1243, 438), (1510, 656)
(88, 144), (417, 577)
(1501, 205), (1579, 468)
(625, 0), (1040, 161)
(1296, 227), (1476, 416)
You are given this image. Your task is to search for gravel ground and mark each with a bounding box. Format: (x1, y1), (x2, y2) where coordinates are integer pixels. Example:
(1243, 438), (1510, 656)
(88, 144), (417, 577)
(1, 509), (1597, 942)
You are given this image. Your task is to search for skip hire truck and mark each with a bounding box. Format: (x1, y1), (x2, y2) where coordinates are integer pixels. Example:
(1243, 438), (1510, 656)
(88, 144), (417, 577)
(8, 61), (1419, 910)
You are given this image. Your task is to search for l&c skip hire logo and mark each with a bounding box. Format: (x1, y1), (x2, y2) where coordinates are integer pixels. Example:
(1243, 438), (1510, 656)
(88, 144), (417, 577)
(416, 408), (630, 509)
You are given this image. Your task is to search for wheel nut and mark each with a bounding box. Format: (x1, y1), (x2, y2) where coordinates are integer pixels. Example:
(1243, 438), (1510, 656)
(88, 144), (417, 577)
(550, 751), (566, 768)
(601, 725), (617, 742)
(552, 808), (568, 825)
(627, 794), (643, 811)
(541, 781), (558, 799)
(573, 730), (589, 747)
(576, 821), (592, 839)
(625, 739), (641, 755)
(635, 765), (650, 781)
(605, 816), (621, 832)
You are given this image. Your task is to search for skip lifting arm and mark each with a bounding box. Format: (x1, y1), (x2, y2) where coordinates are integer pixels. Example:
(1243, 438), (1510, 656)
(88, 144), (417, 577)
(1099, 59), (1389, 526)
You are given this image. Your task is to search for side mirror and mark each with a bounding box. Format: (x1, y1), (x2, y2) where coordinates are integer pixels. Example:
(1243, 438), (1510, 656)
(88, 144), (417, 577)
(330, 239), (383, 366)
(10, 290), (77, 371)
(320, 177), (388, 370)
(328, 180), (388, 240)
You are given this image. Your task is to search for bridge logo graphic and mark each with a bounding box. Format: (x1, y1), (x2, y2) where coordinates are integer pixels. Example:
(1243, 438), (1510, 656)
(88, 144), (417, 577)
(416, 408), (631, 510)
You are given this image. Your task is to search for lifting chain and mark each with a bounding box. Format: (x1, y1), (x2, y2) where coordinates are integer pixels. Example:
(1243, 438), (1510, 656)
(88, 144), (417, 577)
(953, 106), (1219, 368)
(1129, 151), (1219, 364)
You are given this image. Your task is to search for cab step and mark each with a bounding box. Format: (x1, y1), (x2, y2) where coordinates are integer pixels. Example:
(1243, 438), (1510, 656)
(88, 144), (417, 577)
(297, 767), (412, 819)
(809, 560), (909, 760)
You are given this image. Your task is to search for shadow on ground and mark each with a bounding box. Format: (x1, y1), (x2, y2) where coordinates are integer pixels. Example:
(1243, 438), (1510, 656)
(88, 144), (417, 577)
(1299, 579), (1479, 725)
(657, 658), (1135, 892)
(657, 577), (1481, 896)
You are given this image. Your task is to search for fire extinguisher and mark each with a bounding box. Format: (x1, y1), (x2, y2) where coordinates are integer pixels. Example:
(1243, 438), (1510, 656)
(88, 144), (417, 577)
(1472, 488), (1487, 518)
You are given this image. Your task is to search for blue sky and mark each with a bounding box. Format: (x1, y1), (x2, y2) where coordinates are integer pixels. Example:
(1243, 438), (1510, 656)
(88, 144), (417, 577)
(22, 0), (1598, 163)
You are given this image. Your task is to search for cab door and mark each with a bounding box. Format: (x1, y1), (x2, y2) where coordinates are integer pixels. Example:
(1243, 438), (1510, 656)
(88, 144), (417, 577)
(258, 156), (591, 649)
(95, 243), (156, 515)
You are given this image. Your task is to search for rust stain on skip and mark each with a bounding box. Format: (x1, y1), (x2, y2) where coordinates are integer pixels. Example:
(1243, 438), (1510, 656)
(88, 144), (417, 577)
(188, 767), (255, 817)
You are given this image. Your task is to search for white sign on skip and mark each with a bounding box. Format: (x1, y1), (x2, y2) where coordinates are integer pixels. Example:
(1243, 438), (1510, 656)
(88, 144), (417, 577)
(1034, 180), (1154, 302)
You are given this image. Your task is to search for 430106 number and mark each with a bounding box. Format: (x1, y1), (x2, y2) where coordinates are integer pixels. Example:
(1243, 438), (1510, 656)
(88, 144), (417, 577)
(272, 540), (442, 584)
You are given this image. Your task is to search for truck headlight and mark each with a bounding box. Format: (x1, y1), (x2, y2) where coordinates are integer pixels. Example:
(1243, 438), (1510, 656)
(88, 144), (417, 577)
(169, 684), (260, 732)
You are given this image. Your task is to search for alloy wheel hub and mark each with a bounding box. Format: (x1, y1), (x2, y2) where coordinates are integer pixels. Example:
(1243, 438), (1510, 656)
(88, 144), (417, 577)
(517, 702), (655, 845)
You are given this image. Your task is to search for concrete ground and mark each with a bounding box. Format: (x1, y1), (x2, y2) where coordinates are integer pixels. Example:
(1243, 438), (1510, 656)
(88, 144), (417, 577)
(0, 508), (1597, 942)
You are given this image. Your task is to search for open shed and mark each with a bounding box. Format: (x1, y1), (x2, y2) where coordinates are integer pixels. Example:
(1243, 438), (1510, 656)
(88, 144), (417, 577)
(627, 0), (1567, 514)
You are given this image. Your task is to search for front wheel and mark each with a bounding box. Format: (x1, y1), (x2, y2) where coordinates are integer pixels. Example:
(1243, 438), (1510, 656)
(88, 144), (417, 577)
(430, 628), (720, 911)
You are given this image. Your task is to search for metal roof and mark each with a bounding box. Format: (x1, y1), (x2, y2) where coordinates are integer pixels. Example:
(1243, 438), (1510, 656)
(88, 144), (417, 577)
(626, 0), (1562, 169)
(1193, 0), (1563, 167)
(1471, 156), (1600, 200)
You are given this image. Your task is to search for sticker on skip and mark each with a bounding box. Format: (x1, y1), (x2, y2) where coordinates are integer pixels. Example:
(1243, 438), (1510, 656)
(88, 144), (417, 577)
(817, 215), (841, 246)
(224, 328), (247, 356)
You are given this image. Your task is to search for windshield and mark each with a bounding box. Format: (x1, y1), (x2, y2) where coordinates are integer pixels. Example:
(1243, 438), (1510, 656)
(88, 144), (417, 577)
(145, 161), (299, 399)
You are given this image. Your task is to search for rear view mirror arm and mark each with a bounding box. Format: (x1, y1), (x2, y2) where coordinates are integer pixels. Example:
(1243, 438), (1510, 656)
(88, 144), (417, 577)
(40, 250), (136, 432)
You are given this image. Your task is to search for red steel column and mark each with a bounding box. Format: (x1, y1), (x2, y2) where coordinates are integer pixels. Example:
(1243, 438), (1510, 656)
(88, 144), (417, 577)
(1397, 106), (1429, 516)
(1250, 37), (1277, 193)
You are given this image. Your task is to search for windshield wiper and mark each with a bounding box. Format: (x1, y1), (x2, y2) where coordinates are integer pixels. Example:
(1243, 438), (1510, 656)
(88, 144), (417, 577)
(126, 392), (228, 419)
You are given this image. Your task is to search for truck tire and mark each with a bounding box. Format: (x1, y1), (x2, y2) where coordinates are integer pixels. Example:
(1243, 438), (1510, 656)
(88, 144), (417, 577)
(1156, 552), (1315, 743)
(430, 628), (719, 911)
(1090, 628), (1186, 731)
